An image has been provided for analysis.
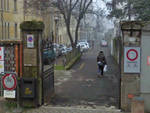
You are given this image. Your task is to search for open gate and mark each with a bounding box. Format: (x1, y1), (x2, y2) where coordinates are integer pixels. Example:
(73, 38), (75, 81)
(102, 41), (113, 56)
(42, 39), (55, 103)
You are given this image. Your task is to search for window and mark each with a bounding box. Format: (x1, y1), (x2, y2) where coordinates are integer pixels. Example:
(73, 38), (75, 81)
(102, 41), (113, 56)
(7, 0), (9, 11)
(4, 0), (6, 10)
(2, 21), (3, 39)
(14, 0), (17, 11)
(5, 22), (6, 39)
(8, 23), (9, 39)
(0, 0), (1, 9)
(15, 23), (17, 38)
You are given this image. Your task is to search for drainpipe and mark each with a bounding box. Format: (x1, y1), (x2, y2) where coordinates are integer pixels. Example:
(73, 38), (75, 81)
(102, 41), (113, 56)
(1, 0), (4, 40)
(118, 37), (122, 109)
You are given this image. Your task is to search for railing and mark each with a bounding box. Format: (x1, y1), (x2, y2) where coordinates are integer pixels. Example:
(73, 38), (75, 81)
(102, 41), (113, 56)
(64, 48), (80, 66)
(55, 47), (81, 67)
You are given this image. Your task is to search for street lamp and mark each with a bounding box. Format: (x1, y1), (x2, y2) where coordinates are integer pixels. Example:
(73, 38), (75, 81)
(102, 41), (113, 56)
(54, 15), (59, 44)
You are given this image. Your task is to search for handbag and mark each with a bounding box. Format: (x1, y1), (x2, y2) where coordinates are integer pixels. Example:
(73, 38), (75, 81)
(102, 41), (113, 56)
(97, 61), (103, 66)
(104, 65), (107, 72)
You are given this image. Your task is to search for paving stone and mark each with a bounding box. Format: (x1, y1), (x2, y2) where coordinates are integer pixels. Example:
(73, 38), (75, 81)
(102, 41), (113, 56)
(24, 106), (128, 113)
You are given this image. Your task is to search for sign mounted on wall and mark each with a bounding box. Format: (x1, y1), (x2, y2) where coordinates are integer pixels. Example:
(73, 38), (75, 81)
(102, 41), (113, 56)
(0, 47), (4, 73)
(147, 56), (150, 66)
(27, 35), (34, 48)
(2, 73), (17, 90)
(0, 47), (4, 61)
(4, 90), (16, 98)
(0, 61), (4, 73)
(124, 47), (141, 73)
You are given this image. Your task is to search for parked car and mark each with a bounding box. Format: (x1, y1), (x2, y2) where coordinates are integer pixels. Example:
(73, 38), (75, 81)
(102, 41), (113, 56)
(53, 43), (62, 57)
(77, 43), (88, 52)
(66, 47), (72, 52)
(77, 41), (89, 52)
(101, 39), (108, 47)
(59, 44), (68, 55)
(59, 44), (67, 50)
(61, 47), (68, 55)
(43, 48), (55, 65)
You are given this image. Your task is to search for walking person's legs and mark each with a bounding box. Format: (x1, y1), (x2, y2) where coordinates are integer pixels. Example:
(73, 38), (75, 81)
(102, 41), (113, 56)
(97, 64), (101, 77)
(100, 66), (104, 76)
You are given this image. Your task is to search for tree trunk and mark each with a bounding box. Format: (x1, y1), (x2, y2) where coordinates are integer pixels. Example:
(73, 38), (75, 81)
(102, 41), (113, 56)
(75, 19), (81, 46)
(65, 20), (74, 48)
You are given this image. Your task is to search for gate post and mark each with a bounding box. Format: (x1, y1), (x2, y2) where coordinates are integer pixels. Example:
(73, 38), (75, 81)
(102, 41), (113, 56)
(120, 21), (142, 111)
(20, 21), (44, 107)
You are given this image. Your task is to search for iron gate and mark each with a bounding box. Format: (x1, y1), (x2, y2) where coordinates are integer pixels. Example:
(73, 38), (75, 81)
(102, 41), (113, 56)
(42, 39), (55, 103)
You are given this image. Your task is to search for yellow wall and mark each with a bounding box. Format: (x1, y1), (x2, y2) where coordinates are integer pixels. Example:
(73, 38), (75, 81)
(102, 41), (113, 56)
(0, 0), (24, 40)
(0, 0), (52, 41)
(58, 15), (80, 46)
(0, 0), (80, 46)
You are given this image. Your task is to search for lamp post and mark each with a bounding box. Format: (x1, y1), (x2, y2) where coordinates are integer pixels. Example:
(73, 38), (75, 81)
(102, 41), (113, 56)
(54, 16), (59, 44)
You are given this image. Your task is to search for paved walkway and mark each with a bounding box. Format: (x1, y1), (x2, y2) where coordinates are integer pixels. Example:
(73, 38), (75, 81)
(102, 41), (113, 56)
(25, 106), (126, 113)
(25, 44), (122, 113)
(51, 45), (120, 107)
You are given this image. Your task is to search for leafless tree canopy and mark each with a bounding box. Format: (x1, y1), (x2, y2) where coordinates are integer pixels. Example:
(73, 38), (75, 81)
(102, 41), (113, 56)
(24, 0), (93, 47)
(55, 0), (93, 47)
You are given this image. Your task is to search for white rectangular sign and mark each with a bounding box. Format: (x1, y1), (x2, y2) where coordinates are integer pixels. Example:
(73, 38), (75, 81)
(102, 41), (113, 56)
(0, 47), (4, 61)
(124, 47), (141, 73)
(27, 35), (34, 48)
(0, 61), (4, 73)
(4, 90), (16, 98)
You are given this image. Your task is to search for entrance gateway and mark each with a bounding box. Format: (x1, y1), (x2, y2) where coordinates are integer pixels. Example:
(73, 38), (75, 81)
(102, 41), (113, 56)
(0, 21), (54, 107)
(120, 21), (150, 112)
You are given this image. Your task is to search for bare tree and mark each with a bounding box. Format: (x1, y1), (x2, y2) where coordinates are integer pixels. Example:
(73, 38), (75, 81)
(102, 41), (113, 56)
(24, 0), (93, 47)
(24, 0), (54, 16)
(54, 0), (93, 48)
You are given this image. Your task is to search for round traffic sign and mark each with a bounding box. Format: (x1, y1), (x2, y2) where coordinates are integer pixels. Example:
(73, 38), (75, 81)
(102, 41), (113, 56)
(28, 37), (33, 42)
(126, 49), (138, 61)
(2, 74), (17, 90)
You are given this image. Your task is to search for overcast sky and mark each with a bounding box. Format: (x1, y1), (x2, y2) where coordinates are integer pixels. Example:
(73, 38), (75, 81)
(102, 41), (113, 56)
(93, 0), (114, 30)
(93, 0), (106, 10)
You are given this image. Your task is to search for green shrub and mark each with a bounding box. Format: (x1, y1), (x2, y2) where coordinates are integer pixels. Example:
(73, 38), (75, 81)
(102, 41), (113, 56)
(20, 20), (44, 31)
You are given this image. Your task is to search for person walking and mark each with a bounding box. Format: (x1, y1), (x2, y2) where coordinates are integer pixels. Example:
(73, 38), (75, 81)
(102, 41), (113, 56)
(97, 51), (106, 77)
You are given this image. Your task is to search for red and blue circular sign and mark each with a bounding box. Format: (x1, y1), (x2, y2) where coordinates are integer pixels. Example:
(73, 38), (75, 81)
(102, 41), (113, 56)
(28, 37), (33, 42)
(2, 74), (17, 90)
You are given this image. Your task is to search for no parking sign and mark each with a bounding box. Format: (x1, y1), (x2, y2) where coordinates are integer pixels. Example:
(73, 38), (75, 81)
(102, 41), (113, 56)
(124, 47), (141, 73)
(27, 34), (34, 48)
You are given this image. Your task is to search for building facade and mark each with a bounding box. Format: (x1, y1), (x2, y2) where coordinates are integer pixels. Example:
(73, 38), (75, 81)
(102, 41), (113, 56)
(0, 0), (81, 46)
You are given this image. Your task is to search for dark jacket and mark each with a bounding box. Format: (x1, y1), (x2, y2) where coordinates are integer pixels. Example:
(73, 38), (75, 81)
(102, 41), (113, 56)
(97, 53), (106, 65)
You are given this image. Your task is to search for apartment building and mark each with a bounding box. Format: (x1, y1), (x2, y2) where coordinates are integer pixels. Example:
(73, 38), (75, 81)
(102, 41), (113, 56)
(0, 0), (50, 40)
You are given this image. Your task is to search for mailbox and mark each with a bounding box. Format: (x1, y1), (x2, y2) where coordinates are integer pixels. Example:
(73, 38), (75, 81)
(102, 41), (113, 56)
(20, 78), (36, 98)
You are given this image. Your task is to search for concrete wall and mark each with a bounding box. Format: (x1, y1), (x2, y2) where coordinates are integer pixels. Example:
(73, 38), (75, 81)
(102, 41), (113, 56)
(121, 75), (140, 111)
(140, 27), (150, 112)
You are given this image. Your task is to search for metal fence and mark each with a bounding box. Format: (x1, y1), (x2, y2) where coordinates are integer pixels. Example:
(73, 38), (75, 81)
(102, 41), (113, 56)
(65, 48), (80, 65)
(55, 48), (80, 66)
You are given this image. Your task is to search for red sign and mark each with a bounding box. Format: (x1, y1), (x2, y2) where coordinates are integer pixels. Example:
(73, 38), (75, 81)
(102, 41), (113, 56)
(2, 74), (17, 90)
(0, 47), (4, 61)
(147, 56), (150, 66)
(126, 49), (138, 61)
